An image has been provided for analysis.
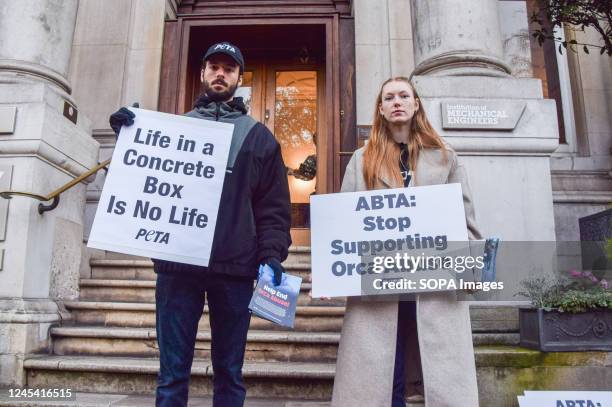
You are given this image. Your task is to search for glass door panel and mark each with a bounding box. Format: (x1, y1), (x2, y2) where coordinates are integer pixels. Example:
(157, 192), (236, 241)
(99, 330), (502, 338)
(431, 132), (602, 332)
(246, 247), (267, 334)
(235, 71), (254, 114)
(235, 67), (264, 122)
(272, 71), (317, 228)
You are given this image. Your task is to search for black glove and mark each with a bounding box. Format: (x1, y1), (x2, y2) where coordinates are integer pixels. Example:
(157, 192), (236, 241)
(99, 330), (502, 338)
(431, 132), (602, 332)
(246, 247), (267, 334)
(262, 257), (285, 286)
(109, 102), (139, 136)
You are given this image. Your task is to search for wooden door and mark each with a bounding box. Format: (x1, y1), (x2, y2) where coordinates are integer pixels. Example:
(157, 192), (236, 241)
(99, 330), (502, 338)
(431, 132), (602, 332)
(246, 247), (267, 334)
(237, 62), (324, 245)
(159, 19), (356, 245)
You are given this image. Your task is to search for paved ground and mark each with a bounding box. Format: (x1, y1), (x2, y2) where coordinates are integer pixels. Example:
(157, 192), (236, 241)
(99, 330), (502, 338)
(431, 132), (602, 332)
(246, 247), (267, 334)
(0, 390), (425, 406)
(0, 391), (332, 407)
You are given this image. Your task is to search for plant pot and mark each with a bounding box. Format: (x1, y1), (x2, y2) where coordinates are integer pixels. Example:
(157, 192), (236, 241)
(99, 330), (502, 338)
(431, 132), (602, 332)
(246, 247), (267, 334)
(519, 307), (612, 351)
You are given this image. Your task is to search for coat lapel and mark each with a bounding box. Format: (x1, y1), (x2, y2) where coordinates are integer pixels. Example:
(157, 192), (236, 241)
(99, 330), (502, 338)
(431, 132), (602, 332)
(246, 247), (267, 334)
(378, 173), (395, 188)
(376, 150), (450, 189)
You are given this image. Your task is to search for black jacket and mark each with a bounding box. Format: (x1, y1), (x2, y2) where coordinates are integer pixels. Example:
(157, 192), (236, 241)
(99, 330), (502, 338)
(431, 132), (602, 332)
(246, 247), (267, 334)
(153, 96), (291, 278)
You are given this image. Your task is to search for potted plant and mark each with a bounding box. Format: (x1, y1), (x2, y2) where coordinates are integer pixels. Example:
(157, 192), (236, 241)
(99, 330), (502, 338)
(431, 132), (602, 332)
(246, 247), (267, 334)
(518, 270), (612, 351)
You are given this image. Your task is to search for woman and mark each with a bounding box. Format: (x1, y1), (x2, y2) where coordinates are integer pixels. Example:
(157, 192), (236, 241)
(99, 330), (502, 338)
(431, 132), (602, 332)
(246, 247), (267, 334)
(331, 77), (482, 407)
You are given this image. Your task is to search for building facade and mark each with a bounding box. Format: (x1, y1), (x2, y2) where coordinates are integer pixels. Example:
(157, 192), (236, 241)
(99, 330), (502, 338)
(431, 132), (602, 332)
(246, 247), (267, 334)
(0, 0), (610, 402)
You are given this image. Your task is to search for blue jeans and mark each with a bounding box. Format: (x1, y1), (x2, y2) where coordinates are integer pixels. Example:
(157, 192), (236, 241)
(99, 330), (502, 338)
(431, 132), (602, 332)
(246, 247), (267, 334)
(155, 269), (254, 407)
(392, 300), (421, 407)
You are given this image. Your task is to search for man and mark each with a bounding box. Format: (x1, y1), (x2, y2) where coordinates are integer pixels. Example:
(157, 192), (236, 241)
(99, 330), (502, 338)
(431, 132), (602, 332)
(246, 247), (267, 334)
(109, 42), (291, 407)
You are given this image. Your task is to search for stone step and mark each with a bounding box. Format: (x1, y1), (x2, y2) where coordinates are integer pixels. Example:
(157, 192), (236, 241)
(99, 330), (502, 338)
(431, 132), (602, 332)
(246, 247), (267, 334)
(51, 327), (340, 362)
(92, 246), (312, 263)
(64, 300), (519, 332)
(23, 356), (335, 400)
(284, 246), (312, 264)
(23, 348), (612, 404)
(79, 279), (345, 307)
(90, 259), (313, 281)
(64, 301), (345, 332)
(80, 279), (156, 303)
(49, 326), (520, 361)
(470, 304), (519, 332)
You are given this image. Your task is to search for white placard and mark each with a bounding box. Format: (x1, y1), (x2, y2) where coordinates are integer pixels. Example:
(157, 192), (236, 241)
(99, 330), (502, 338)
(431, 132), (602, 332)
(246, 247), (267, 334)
(88, 108), (233, 266)
(518, 391), (612, 407)
(310, 184), (469, 297)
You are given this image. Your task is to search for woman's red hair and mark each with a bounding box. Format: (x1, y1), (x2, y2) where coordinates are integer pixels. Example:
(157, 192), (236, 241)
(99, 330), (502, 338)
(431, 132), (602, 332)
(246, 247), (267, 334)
(363, 77), (447, 189)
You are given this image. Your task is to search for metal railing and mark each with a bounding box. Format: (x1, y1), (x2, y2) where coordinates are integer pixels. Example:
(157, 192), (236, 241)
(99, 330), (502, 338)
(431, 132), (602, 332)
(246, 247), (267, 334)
(0, 159), (111, 214)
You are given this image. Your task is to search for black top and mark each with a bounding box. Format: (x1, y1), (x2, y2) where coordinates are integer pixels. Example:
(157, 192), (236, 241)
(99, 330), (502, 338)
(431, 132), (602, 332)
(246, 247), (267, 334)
(399, 142), (411, 187)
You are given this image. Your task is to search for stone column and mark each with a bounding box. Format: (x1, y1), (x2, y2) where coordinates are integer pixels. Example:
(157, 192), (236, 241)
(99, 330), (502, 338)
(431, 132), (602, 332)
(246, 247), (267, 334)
(0, 0), (77, 96)
(0, 0), (98, 386)
(411, 0), (510, 76)
(408, 0), (560, 334)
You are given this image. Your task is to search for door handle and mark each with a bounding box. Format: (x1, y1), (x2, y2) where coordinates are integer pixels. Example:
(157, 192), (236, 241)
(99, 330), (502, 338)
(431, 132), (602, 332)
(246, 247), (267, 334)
(264, 109), (270, 124)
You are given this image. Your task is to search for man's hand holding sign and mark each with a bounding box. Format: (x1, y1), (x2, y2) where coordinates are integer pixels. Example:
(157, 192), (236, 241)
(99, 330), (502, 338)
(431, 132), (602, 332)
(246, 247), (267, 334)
(88, 108), (232, 266)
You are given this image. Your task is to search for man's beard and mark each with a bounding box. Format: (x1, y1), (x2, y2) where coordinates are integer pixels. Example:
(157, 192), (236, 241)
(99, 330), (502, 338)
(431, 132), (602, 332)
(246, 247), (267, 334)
(202, 78), (238, 102)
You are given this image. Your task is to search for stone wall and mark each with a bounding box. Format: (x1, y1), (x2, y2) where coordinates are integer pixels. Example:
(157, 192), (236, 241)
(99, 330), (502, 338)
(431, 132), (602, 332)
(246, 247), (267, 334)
(353, 0), (611, 247)
(550, 26), (612, 242)
(70, 0), (167, 270)
(72, 0), (611, 246)
(69, 0), (166, 129)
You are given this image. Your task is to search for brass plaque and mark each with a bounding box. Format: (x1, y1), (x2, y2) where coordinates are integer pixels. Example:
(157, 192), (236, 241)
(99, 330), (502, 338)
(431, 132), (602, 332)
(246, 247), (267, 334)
(63, 100), (78, 124)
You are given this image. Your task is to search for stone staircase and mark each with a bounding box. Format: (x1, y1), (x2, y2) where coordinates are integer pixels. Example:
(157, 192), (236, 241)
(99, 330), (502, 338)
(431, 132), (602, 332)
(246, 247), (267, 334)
(15, 247), (612, 406)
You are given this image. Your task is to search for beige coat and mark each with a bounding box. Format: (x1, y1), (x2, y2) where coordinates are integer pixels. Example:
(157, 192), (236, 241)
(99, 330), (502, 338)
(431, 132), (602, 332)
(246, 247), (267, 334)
(331, 146), (482, 407)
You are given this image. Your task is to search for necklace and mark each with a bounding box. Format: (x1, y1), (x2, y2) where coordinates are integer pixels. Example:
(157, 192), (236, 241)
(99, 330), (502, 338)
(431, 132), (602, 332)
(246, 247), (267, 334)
(399, 150), (409, 171)
(399, 144), (411, 182)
